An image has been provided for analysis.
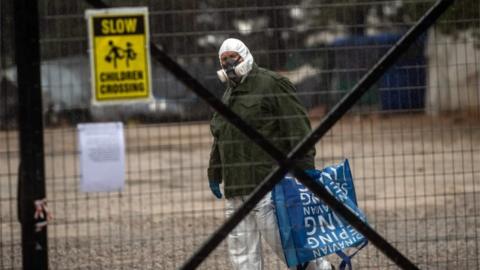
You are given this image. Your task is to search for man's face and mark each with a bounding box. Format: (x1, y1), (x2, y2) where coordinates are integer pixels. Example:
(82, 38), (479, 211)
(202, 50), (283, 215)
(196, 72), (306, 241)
(220, 51), (243, 68)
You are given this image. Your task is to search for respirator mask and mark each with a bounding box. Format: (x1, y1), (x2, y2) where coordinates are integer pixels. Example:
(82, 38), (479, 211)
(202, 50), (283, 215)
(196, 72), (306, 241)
(217, 57), (250, 84)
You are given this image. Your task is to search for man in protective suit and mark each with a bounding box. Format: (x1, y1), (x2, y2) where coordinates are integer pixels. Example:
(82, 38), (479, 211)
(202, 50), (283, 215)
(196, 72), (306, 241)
(207, 38), (332, 270)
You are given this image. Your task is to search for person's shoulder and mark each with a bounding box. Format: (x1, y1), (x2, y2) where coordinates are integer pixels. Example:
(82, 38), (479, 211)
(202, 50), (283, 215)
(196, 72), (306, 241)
(256, 67), (295, 93)
(257, 67), (286, 81)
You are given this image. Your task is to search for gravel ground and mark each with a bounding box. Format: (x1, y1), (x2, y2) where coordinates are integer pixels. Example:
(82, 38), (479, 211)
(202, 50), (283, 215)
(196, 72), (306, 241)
(1, 114), (480, 269)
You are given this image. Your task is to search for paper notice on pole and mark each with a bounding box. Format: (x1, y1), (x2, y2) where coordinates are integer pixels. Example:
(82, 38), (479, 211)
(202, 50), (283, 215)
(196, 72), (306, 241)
(77, 122), (125, 192)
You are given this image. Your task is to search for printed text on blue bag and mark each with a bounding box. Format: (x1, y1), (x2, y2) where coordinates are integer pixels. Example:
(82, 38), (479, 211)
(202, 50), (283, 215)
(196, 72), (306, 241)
(295, 177), (364, 257)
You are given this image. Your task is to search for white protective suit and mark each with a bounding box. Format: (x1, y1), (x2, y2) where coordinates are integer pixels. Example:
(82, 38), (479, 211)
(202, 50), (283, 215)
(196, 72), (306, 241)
(226, 193), (332, 270)
(219, 38), (332, 270)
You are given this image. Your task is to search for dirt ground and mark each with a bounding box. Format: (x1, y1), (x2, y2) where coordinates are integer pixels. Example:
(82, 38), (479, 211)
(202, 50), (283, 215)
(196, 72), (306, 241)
(1, 113), (480, 269)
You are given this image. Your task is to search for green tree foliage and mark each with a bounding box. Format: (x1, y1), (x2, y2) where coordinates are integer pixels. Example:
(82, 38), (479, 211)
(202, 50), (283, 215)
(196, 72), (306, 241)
(430, 0), (479, 42)
(301, 0), (479, 42)
(397, 0), (479, 46)
(7, 0), (477, 66)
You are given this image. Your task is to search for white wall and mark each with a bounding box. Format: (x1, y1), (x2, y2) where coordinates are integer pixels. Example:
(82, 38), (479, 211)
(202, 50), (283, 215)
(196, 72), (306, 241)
(426, 29), (480, 115)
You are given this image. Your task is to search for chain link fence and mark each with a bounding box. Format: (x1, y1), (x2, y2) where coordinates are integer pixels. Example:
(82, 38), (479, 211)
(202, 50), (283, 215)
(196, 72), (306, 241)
(1, 0), (479, 269)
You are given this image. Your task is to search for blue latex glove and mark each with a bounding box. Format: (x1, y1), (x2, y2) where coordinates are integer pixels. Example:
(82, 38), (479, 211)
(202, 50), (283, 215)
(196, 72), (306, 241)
(209, 180), (222, 199)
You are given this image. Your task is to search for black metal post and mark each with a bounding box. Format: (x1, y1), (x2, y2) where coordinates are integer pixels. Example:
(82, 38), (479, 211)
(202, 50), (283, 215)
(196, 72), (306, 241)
(14, 0), (48, 269)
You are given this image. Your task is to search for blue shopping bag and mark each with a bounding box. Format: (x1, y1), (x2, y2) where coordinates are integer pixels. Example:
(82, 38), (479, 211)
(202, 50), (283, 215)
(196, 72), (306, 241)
(272, 159), (368, 270)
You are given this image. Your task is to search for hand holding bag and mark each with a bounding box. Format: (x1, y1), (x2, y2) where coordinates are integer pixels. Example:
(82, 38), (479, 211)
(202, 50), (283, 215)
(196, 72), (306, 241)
(272, 159), (368, 270)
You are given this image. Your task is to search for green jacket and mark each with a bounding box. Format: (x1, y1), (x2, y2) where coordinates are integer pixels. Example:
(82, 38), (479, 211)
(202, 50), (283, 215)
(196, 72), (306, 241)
(208, 65), (316, 198)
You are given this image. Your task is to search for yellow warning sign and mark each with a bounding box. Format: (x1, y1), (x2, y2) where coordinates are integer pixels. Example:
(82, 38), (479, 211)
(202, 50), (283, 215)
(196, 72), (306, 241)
(86, 8), (152, 104)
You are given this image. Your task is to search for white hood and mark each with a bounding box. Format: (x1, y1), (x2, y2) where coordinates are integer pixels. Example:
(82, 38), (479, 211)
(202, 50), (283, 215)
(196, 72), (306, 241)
(218, 38), (254, 76)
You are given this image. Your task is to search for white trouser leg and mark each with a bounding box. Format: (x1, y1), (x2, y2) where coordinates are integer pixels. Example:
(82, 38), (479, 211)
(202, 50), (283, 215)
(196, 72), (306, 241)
(254, 192), (295, 269)
(226, 197), (263, 270)
(226, 193), (332, 270)
(255, 193), (332, 270)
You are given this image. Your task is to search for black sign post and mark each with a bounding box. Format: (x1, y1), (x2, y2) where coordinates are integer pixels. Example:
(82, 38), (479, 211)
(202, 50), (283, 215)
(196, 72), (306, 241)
(14, 0), (48, 269)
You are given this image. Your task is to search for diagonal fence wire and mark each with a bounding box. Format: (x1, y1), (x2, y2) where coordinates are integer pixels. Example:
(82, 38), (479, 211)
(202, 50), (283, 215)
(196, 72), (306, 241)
(84, 0), (454, 269)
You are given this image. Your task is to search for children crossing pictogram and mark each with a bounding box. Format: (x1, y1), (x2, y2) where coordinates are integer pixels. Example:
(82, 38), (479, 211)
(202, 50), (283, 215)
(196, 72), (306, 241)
(104, 40), (137, 68)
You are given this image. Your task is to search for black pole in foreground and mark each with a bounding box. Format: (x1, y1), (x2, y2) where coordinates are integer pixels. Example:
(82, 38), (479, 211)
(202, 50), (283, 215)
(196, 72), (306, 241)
(14, 0), (48, 269)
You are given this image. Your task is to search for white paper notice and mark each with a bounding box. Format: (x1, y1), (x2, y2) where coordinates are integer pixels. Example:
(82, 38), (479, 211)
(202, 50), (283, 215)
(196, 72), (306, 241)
(78, 122), (125, 192)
